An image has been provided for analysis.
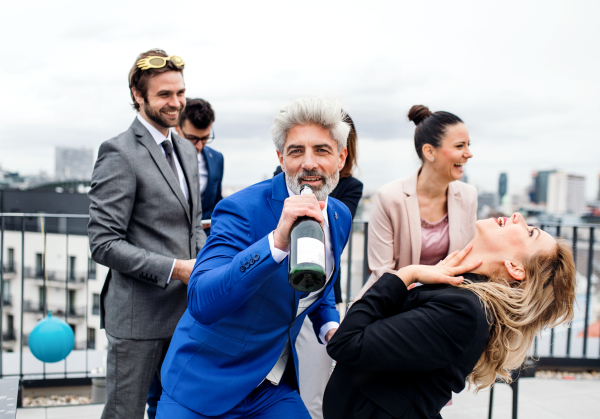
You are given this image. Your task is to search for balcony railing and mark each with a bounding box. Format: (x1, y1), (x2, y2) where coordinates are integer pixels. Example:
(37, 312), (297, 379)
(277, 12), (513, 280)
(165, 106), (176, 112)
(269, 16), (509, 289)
(1, 212), (599, 413)
(22, 267), (87, 284)
(0, 212), (99, 390)
(2, 265), (15, 274)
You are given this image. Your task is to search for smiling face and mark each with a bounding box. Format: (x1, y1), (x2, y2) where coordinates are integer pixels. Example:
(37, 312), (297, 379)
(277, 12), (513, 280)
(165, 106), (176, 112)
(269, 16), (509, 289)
(276, 124), (347, 201)
(472, 213), (557, 280)
(424, 123), (473, 182)
(133, 71), (186, 134)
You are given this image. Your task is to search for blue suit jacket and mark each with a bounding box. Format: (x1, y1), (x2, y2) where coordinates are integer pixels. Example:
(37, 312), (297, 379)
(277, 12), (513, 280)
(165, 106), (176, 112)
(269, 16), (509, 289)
(200, 145), (224, 232)
(161, 173), (352, 416)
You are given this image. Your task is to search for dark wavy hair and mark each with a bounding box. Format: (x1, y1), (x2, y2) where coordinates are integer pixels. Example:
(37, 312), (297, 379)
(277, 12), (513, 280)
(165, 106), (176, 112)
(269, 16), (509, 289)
(340, 114), (358, 178)
(128, 49), (184, 111)
(180, 98), (215, 130)
(407, 105), (463, 162)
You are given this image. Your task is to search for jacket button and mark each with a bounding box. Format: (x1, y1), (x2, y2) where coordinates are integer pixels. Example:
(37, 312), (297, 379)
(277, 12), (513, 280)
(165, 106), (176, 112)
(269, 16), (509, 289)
(240, 266), (246, 272)
(254, 255), (260, 261)
(249, 259), (255, 265)
(244, 262), (250, 269)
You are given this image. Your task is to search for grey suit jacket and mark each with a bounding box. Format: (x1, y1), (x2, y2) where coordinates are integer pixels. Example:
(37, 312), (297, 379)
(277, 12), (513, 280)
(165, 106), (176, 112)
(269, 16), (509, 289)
(88, 117), (206, 340)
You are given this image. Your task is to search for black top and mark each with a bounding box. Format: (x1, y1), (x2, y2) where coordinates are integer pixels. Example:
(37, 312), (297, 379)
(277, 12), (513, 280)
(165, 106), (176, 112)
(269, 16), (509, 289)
(329, 175), (363, 303)
(324, 273), (490, 419)
(329, 175), (364, 219)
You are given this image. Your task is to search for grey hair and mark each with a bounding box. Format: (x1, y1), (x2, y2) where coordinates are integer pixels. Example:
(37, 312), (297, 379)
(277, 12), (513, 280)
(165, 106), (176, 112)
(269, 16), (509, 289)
(271, 98), (350, 152)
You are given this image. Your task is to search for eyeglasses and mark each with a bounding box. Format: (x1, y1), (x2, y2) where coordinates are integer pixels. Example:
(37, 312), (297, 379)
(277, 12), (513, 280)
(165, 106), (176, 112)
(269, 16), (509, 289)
(181, 128), (215, 145)
(137, 55), (185, 70)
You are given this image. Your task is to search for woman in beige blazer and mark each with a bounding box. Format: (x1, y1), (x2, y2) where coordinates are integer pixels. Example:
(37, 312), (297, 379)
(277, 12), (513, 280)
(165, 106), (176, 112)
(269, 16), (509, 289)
(357, 105), (477, 299)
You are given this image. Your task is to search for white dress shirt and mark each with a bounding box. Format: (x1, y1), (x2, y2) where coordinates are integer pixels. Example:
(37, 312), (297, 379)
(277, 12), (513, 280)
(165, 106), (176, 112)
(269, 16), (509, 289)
(137, 114), (189, 282)
(264, 186), (339, 385)
(197, 151), (208, 195)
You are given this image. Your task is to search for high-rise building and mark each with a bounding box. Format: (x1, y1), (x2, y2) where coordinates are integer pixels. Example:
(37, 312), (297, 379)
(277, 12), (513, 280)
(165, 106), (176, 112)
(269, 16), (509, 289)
(498, 172), (507, 201)
(531, 170), (556, 204)
(55, 147), (93, 180)
(477, 192), (499, 218)
(547, 172), (586, 215)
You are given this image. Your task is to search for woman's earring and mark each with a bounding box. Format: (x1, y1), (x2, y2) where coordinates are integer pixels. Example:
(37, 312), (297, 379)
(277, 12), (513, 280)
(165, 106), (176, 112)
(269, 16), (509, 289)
(430, 157), (434, 162)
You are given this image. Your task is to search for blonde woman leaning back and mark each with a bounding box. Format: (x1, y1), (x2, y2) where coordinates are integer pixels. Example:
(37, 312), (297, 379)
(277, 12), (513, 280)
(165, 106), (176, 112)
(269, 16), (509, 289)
(324, 212), (575, 419)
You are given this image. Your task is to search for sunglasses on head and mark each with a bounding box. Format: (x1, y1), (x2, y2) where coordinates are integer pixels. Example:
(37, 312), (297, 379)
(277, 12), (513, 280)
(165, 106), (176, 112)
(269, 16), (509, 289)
(137, 55), (185, 70)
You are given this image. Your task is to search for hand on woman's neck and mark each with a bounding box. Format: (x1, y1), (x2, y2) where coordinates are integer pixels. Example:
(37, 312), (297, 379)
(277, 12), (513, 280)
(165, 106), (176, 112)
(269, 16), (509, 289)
(459, 241), (497, 278)
(416, 164), (450, 199)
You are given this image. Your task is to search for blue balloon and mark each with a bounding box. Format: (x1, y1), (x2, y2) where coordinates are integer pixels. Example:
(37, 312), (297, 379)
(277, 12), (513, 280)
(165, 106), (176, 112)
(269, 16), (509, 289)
(29, 312), (75, 363)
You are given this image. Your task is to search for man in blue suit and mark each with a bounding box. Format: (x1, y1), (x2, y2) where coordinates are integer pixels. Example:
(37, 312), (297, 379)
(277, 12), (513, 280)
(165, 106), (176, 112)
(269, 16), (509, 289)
(175, 98), (224, 235)
(156, 98), (352, 418)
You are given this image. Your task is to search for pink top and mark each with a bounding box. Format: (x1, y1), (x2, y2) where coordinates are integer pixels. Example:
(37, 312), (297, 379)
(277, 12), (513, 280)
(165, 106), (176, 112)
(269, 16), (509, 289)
(419, 214), (450, 266)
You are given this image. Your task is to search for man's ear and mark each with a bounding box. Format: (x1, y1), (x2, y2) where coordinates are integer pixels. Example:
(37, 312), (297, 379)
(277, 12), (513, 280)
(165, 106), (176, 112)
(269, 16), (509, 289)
(338, 147), (348, 172)
(131, 88), (144, 106)
(276, 150), (285, 172)
(503, 260), (526, 281)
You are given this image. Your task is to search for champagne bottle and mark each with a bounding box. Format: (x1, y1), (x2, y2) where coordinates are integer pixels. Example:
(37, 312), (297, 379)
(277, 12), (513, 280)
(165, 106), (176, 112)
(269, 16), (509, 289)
(288, 184), (326, 292)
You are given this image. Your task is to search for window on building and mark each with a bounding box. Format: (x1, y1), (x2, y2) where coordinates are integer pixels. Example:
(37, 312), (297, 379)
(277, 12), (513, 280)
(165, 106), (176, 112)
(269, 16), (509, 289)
(6, 248), (15, 272)
(92, 293), (100, 315)
(35, 253), (43, 277)
(88, 258), (97, 280)
(87, 327), (96, 350)
(5, 315), (14, 341)
(69, 256), (76, 281)
(2, 281), (11, 306)
(38, 286), (45, 312)
(68, 290), (76, 315)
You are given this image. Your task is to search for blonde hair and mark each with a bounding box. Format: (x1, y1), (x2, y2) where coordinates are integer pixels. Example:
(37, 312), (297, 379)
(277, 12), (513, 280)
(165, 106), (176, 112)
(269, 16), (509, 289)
(461, 240), (576, 391)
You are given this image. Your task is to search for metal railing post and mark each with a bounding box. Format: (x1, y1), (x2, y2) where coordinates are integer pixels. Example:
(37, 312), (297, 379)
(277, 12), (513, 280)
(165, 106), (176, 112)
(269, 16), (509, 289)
(582, 227), (594, 357)
(64, 217), (69, 378)
(19, 218), (25, 380)
(362, 223), (369, 285)
(345, 229), (353, 304)
(0, 215), (4, 378)
(566, 226), (577, 357)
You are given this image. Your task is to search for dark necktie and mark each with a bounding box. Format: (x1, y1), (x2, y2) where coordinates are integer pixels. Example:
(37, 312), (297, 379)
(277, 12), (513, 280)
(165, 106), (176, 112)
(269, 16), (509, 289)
(161, 140), (178, 179)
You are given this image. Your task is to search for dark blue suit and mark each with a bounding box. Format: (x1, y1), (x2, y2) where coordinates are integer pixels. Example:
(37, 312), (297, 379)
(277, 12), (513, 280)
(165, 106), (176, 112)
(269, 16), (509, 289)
(158, 173), (352, 417)
(200, 146), (224, 233)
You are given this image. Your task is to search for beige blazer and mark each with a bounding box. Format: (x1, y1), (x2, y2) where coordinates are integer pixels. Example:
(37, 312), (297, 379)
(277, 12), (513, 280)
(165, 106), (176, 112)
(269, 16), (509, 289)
(357, 170), (478, 299)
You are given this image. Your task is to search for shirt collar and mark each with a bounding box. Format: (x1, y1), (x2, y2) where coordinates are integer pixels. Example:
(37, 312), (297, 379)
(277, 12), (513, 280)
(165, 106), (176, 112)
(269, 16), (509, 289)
(137, 114), (172, 145)
(286, 185), (329, 228)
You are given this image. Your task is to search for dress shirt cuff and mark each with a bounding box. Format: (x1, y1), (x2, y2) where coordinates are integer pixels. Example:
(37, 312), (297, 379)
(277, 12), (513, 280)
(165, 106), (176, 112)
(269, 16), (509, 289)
(268, 231), (289, 263)
(319, 321), (339, 345)
(166, 259), (176, 284)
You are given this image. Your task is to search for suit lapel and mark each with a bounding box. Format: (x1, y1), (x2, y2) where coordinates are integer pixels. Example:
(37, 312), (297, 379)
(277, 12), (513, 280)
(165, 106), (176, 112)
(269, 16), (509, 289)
(326, 199), (339, 289)
(447, 182), (462, 252)
(403, 173), (422, 265)
(267, 173), (287, 224)
(172, 135), (193, 223)
(133, 120), (191, 223)
(202, 147), (214, 187)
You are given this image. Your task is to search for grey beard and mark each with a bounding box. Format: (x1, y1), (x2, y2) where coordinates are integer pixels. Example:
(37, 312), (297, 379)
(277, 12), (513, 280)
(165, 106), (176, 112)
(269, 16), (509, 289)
(285, 168), (339, 201)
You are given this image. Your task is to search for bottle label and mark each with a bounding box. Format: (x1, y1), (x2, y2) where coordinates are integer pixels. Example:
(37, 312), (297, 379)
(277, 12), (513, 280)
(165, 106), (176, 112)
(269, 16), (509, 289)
(296, 237), (325, 269)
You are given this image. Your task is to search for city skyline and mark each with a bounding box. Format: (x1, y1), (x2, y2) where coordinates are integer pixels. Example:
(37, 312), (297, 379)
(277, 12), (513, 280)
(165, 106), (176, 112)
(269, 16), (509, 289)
(1, 1), (599, 199)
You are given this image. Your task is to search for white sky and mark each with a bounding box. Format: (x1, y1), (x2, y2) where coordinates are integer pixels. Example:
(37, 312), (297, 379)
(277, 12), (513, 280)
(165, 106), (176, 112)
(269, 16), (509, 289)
(1, 0), (599, 198)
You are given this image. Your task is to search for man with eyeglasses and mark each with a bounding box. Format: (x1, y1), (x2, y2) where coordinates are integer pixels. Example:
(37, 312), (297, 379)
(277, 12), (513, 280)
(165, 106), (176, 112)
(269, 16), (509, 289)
(175, 99), (224, 235)
(88, 49), (206, 419)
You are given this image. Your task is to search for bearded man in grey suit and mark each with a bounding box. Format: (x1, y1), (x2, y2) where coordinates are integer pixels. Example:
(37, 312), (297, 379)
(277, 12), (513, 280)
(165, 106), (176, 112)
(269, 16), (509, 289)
(88, 49), (206, 419)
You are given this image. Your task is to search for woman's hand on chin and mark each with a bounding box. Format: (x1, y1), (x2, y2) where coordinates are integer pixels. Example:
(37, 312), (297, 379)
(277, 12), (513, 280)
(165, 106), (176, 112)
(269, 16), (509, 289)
(395, 244), (483, 288)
